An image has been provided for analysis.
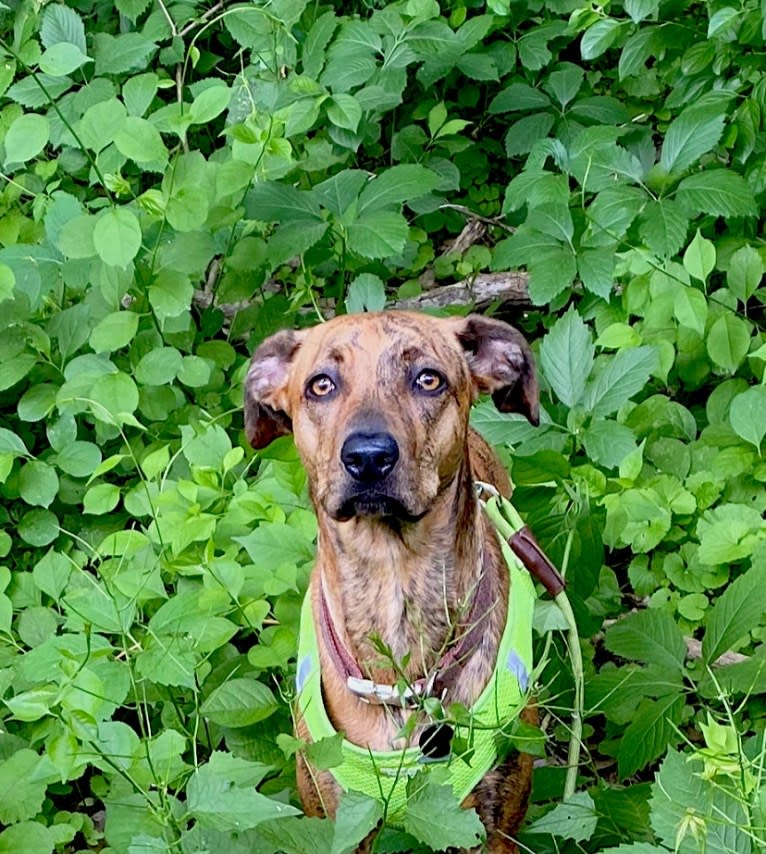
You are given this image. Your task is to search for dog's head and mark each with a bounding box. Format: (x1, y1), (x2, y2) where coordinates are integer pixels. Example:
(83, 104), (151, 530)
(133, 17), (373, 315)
(244, 312), (537, 523)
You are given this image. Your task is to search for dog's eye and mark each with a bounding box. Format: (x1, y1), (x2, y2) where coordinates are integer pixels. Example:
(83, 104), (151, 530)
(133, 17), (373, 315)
(307, 374), (336, 398)
(414, 370), (446, 394)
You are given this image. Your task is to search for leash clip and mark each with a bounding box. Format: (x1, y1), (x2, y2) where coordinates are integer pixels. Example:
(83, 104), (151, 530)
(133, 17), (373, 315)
(347, 673), (436, 708)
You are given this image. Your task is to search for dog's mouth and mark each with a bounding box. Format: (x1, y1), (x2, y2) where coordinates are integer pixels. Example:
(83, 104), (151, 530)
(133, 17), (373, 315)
(333, 492), (427, 524)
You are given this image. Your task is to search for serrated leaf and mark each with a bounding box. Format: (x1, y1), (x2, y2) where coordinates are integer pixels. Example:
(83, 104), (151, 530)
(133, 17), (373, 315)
(587, 185), (647, 243)
(488, 82), (550, 114)
(583, 346), (658, 417)
(93, 208), (142, 268)
(617, 693), (684, 778)
(39, 42), (92, 76)
(347, 210), (409, 258)
(267, 221), (328, 267)
(702, 561), (766, 664)
(0, 750), (51, 823)
(582, 421), (637, 468)
(403, 778), (484, 850)
(661, 105), (727, 175)
(41, 3), (86, 52)
(638, 199), (689, 258)
(706, 313), (751, 372)
(729, 385), (766, 449)
(539, 308), (594, 407)
(200, 677), (278, 727)
(581, 18), (623, 61)
(331, 791), (384, 854)
(527, 792), (598, 842)
(605, 608), (687, 673)
(346, 274), (386, 313)
(504, 112), (555, 157)
(358, 165), (442, 213)
(327, 94), (362, 132)
(247, 182), (322, 223)
(578, 247), (615, 299)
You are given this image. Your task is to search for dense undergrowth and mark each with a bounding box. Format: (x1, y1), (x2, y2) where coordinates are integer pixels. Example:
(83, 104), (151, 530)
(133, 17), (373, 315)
(0, 0), (765, 850)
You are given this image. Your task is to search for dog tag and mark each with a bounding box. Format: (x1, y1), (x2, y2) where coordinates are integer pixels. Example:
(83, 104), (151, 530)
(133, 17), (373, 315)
(419, 723), (454, 760)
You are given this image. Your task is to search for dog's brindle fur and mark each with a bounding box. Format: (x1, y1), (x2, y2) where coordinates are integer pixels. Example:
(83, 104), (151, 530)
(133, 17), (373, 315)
(244, 311), (539, 853)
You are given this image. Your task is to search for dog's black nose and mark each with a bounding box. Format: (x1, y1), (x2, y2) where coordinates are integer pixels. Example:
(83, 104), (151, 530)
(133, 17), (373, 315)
(341, 432), (399, 483)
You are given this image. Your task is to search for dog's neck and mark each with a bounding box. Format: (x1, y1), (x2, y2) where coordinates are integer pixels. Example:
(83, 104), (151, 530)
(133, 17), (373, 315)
(315, 459), (490, 683)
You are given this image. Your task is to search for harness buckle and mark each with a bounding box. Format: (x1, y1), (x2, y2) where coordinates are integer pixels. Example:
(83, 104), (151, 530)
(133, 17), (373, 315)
(347, 673), (437, 708)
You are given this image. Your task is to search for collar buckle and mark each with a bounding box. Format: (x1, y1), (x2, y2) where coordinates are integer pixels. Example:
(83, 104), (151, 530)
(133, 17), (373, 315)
(347, 673), (437, 708)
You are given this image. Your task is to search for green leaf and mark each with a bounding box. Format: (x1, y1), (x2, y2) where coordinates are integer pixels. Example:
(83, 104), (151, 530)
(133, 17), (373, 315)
(33, 550), (71, 601)
(19, 460), (59, 508)
(727, 245), (763, 302)
(18, 384), (57, 422)
(578, 247), (615, 299)
(581, 19), (623, 61)
(403, 775), (484, 850)
(0, 750), (51, 823)
(123, 73), (158, 117)
(0, 821), (55, 854)
(527, 792), (598, 842)
(346, 274), (386, 313)
(18, 508), (59, 546)
(90, 311), (139, 353)
(638, 199), (689, 258)
(200, 677), (279, 727)
(660, 104), (726, 175)
(729, 385), (766, 449)
(332, 791), (384, 854)
(248, 182), (323, 223)
(347, 210), (409, 258)
(90, 371), (140, 420)
(114, 116), (168, 165)
(504, 113), (555, 157)
(235, 521), (315, 570)
(93, 208), (142, 268)
(189, 85), (232, 124)
(582, 421), (637, 468)
(673, 287), (707, 336)
(539, 308), (594, 408)
(358, 165), (442, 212)
(187, 764), (300, 832)
(313, 170), (368, 216)
(41, 3), (87, 52)
(135, 347), (183, 385)
(327, 94), (363, 132)
(39, 42), (91, 75)
(708, 6), (739, 37)
(617, 694), (684, 778)
(583, 347), (658, 417)
(676, 169), (757, 217)
(83, 483), (121, 515)
(682, 230), (715, 283)
(624, 0), (660, 23)
(605, 608), (687, 674)
(703, 561), (766, 664)
(4, 113), (49, 165)
(267, 221), (328, 267)
(93, 31), (157, 75)
(706, 314), (751, 372)
(489, 82), (550, 113)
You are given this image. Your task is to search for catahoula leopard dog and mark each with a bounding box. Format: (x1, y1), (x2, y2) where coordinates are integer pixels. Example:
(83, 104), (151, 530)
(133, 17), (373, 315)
(244, 311), (539, 852)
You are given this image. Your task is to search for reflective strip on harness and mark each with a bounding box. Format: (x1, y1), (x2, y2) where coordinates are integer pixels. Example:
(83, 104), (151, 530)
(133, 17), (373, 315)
(294, 507), (536, 825)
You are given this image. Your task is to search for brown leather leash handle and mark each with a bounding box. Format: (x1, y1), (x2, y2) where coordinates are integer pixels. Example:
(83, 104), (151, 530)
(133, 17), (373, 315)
(509, 526), (567, 598)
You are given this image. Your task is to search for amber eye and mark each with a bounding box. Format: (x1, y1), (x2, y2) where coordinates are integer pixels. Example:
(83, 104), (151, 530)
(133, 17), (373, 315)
(307, 374), (336, 398)
(414, 370), (446, 394)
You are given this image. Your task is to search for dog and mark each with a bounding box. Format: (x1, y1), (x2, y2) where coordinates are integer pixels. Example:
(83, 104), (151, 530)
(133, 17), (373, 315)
(244, 311), (539, 852)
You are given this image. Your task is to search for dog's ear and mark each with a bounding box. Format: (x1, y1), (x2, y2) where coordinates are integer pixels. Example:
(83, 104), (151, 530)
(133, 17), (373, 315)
(244, 329), (305, 448)
(452, 314), (539, 425)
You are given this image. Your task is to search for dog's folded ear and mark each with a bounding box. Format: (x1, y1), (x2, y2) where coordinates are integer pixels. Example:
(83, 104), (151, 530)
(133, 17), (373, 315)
(244, 329), (305, 448)
(452, 314), (539, 425)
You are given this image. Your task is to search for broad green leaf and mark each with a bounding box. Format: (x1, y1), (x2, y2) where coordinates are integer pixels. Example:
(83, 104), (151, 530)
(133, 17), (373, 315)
(706, 314), (751, 372)
(18, 383), (57, 422)
(708, 6), (739, 36)
(135, 347), (183, 385)
(93, 208), (142, 268)
(19, 460), (59, 508)
(660, 104), (726, 175)
(0, 750), (51, 823)
(586, 185), (647, 243)
(403, 776), (484, 850)
(200, 678), (278, 727)
(578, 247), (615, 299)
(617, 693), (684, 778)
(638, 199), (688, 258)
(727, 245), (763, 302)
(618, 28), (655, 80)
(39, 42), (91, 75)
(702, 561), (766, 664)
(605, 608), (687, 673)
(0, 426), (30, 456)
(331, 791), (384, 854)
(235, 521), (315, 569)
(18, 508), (59, 546)
(488, 82), (550, 114)
(673, 286), (707, 336)
(4, 114), (49, 165)
(327, 94), (362, 132)
(346, 274), (386, 313)
(186, 764), (299, 831)
(504, 113), (555, 157)
(189, 85), (232, 124)
(583, 347), (658, 417)
(41, 3), (87, 52)
(347, 210), (409, 258)
(267, 221), (328, 267)
(357, 165), (443, 212)
(527, 792), (598, 842)
(539, 308), (593, 407)
(77, 98), (127, 152)
(93, 31), (157, 75)
(114, 116), (168, 165)
(582, 421), (637, 468)
(682, 230), (715, 283)
(123, 72), (158, 116)
(90, 311), (139, 353)
(91, 371), (140, 420)
(729, 385), (766, 449)
(247, 182), (323, 223)
(675, 169), (757, 217)
(581, 18), (623, 61)
(624, 0), (659, 22)
(55, 441), (102, 477)
(544, 63), (584, 108)
(0, 821), (55, 854)
(313, 170), (368, 216)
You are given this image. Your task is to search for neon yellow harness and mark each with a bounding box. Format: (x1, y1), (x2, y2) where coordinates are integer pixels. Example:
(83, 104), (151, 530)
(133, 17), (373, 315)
(294, 500), (536, 824)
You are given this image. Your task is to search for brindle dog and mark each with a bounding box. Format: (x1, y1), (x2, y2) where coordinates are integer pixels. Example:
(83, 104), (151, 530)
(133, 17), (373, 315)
(244, 311), (539, 853)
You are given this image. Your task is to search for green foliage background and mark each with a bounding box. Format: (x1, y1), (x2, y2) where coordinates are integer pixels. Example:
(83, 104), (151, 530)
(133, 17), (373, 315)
(0, 0), (765, 850)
